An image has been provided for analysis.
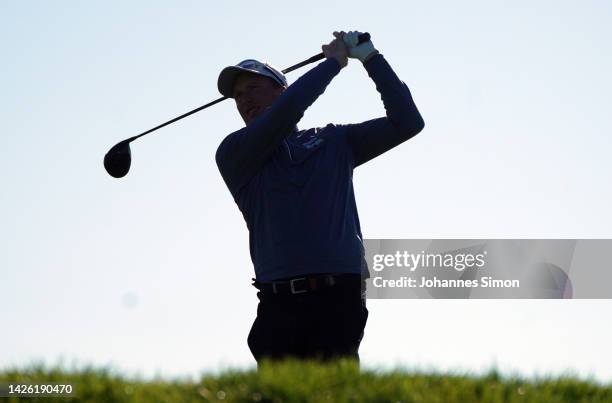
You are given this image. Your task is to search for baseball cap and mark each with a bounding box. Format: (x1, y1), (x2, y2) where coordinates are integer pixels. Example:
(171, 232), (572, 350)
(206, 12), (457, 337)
(217, 59), (287, 98)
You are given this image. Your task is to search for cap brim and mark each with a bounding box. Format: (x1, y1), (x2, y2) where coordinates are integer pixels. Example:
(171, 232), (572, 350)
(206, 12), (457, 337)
(218, 66), (266, 98)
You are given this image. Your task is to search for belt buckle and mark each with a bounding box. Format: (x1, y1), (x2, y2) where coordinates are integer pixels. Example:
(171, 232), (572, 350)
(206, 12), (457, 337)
(290, 277), (308, 294)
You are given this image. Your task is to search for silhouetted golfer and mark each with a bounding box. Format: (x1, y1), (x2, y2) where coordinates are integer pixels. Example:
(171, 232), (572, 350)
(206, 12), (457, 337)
(215, 30), (425, 365)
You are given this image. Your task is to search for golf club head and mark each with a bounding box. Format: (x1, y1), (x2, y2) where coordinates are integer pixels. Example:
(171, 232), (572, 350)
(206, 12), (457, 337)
(104, 140), (132, 178)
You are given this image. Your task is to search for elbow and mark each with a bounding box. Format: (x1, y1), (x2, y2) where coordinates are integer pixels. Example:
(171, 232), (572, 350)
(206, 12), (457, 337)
(413, 115), (425, 134)
(396, 113), (425, 140)
(408, 106), (425, 136)
(399, 83), (425, 136)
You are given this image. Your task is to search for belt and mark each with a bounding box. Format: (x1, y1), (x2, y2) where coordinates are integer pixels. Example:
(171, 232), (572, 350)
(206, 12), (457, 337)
(252, 274), (342, 295)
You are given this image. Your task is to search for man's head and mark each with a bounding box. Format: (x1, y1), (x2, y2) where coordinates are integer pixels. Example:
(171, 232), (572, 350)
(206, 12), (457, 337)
(217, 59), (287, 125)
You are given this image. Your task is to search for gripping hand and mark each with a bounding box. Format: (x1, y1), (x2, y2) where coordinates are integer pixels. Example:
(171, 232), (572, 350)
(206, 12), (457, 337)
(342, 30), (378, 63)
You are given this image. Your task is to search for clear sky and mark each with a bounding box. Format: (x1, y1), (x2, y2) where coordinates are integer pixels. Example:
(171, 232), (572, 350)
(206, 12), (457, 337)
(2, 1), (611, 383)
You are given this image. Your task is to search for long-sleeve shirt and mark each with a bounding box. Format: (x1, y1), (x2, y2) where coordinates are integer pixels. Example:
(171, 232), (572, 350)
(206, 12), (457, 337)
(216, 53), (425, 281)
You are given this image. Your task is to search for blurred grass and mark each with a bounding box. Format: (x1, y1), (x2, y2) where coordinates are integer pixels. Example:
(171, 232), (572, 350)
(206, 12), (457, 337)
(1, 358), (611, 402)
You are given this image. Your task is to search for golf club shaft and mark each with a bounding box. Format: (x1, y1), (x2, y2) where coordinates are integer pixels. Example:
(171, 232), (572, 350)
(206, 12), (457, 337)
(127, 32), (370, 144)
(127, 96), (227, 143)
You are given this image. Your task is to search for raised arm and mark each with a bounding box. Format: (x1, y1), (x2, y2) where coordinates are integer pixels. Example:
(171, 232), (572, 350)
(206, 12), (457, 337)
(340, 32), (425, 167)
(216, 33), (352, 197)
(215, 57), (341, 196)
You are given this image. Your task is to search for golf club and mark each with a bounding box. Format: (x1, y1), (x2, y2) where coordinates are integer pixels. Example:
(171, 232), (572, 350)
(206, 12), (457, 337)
(104, 33), (370, 178)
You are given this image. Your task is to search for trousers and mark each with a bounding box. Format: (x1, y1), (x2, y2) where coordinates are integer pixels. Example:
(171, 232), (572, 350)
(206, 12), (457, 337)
(247, 274), (368, 365)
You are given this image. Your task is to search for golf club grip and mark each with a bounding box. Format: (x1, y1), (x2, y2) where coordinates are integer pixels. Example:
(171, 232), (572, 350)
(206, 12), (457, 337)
(282, 32), (371, 74)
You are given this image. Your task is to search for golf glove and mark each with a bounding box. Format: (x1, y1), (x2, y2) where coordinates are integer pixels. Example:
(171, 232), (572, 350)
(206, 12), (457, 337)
(343, 31), (378, 63)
